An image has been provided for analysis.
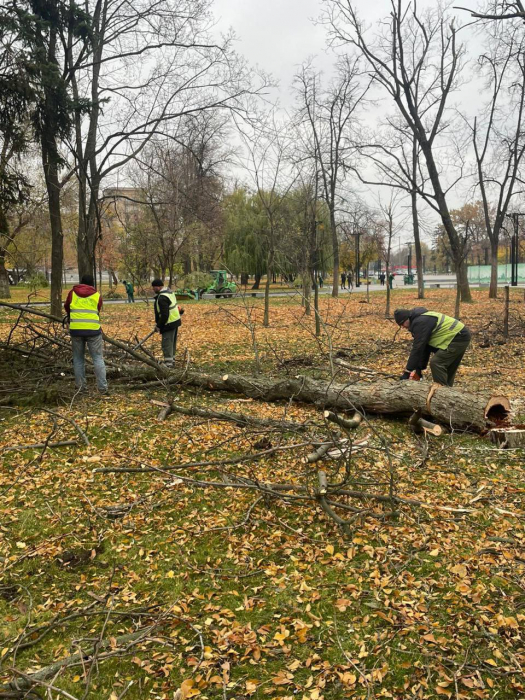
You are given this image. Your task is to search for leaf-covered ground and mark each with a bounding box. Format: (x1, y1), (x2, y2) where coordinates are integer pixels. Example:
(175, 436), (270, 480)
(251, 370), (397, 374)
(1, 288), (524, 699)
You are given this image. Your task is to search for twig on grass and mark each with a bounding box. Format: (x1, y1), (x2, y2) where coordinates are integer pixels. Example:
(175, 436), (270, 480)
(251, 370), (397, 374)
(40, 408), (90, 446)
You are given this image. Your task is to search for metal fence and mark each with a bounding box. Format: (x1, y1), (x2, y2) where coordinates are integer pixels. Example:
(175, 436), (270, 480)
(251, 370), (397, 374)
(467, 264), (525, 284)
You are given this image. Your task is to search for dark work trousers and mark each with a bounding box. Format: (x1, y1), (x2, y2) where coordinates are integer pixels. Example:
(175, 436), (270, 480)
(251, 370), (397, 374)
(161, 325), (179, 365)
(429, 336), (470, 386)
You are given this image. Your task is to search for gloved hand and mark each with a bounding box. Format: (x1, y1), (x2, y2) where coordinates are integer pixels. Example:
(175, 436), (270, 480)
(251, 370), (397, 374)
(400, 371), (411, 380)
(178, 306), (185, 315)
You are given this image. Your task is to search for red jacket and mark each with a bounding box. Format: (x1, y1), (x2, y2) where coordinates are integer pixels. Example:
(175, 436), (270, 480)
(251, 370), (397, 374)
(64, 284), (103, 337)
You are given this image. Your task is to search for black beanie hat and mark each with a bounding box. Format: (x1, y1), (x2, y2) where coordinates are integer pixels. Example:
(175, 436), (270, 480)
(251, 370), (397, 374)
(151, 278), (164, 287)
(394, 308), (411, 326)
(80, 274), (94, 286)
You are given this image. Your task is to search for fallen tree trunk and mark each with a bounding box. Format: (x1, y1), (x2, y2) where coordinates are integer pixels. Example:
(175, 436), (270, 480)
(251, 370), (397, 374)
(160, 370), (509, 433)
(0, 302), (511, 432)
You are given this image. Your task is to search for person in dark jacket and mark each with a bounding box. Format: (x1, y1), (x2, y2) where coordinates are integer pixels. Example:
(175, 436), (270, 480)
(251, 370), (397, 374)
(151, 278), (183, 366)
(64, 274), (108, 394)
(394, 307), (471, 386)
(123, 280), (135, 303)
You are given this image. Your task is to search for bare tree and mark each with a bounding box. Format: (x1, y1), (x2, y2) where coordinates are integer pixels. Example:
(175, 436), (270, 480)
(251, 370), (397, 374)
(325, 0), (473, 302)
(467, 23), (525, 298)
(457, 0), (525, 21)
(239, 117), (298, 327)
(294, 56), (369, 298)
(64, 0), (267, 281)
(377, 191), (409, 317)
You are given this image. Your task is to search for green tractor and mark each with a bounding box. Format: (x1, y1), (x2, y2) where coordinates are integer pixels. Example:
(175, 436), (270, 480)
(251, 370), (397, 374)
(205, 270), (237, 298)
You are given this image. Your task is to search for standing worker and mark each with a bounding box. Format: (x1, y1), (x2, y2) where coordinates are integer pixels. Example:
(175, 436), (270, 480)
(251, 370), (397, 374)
(64, 274), (108, 395)
(123, 280), (135, 303)
(151, 279), (183, 367)
(389, 272), (395, 289)
(394, 307), (471, 387)
(341, 271), (346, 289)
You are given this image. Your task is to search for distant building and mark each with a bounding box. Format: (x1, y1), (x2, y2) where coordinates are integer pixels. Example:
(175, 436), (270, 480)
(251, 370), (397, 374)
(102, 187), (145, 222)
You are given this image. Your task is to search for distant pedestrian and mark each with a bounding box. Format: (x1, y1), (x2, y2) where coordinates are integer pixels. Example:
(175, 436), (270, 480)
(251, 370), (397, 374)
(341, 272), (346, 289)
(380, 273), (386, 286)
(318, 274), (324, 288)
(389, 273), (395, 289)
(64, 274), (108, 395)
(347, 271), (353, 290)
(123, 280), (135, 303)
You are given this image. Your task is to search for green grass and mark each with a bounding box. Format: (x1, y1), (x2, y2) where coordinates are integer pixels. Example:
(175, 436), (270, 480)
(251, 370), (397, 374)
(1, 295), (525, 698)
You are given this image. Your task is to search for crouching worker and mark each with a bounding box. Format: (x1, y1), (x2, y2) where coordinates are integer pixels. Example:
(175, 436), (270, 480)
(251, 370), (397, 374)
(151, 279), (183, 367)
(394, 307), (471, 387)
(64, 274), (108, 394)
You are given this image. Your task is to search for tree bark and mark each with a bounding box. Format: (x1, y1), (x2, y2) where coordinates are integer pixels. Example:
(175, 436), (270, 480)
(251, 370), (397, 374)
(42, 141), (63, 317)
(150, 370), (509, 434)
(251, 272), (261, 290)
(0, 251), (10, 299)
(489, 236), (499, 299)
(0, 208), (11, 298)
(412, 137), (424, 299)
(330, 208), (339, 298)
(263, 246), (274, 327)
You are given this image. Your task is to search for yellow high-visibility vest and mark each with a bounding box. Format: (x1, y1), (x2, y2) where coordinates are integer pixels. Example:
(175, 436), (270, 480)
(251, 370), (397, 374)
(69, 291), (101, 331)
(423, 311), (464, 349)
(155, 290), (180, 324)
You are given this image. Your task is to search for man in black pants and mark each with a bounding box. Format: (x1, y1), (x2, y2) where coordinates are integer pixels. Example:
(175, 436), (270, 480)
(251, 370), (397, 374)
(394, 307), (471, 387)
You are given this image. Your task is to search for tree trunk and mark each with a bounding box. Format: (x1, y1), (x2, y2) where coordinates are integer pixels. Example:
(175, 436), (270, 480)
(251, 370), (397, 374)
(456, 259), (471, 304)
(0, 209), (11, 299)
(417, 139), (471, 302)
(0, 251), (10, 299)
(489, 237), (498, 299)
(330, 209), (339, 298)
(145, 369), (510, 433)
(251, 273), (261, 290)
(412, 138), (424, 299)
(411, 191), (424, 299)
(303, 272), (311, 315)
(313, 270), (320, 337)
(76, 0), (104, 280)
(41, 142), (63, 317)
(263, 247), (274, 327)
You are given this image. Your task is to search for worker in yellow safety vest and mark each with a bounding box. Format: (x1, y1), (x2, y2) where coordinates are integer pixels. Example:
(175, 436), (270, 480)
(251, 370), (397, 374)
(64, 274), (108, 394)
(151, 278), (183, 367)
(394, 307), (471, 386)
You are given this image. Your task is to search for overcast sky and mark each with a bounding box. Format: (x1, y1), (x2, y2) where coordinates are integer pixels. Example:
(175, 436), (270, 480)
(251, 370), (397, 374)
(212, 0), (333, 107)
(210, 0), (485, 243)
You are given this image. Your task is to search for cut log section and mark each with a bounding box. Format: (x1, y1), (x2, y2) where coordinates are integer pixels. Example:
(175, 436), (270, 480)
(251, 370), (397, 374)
(324, 410), (362, 430)
(409, 411), (443, 437)
(489, 428), (525, 449)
